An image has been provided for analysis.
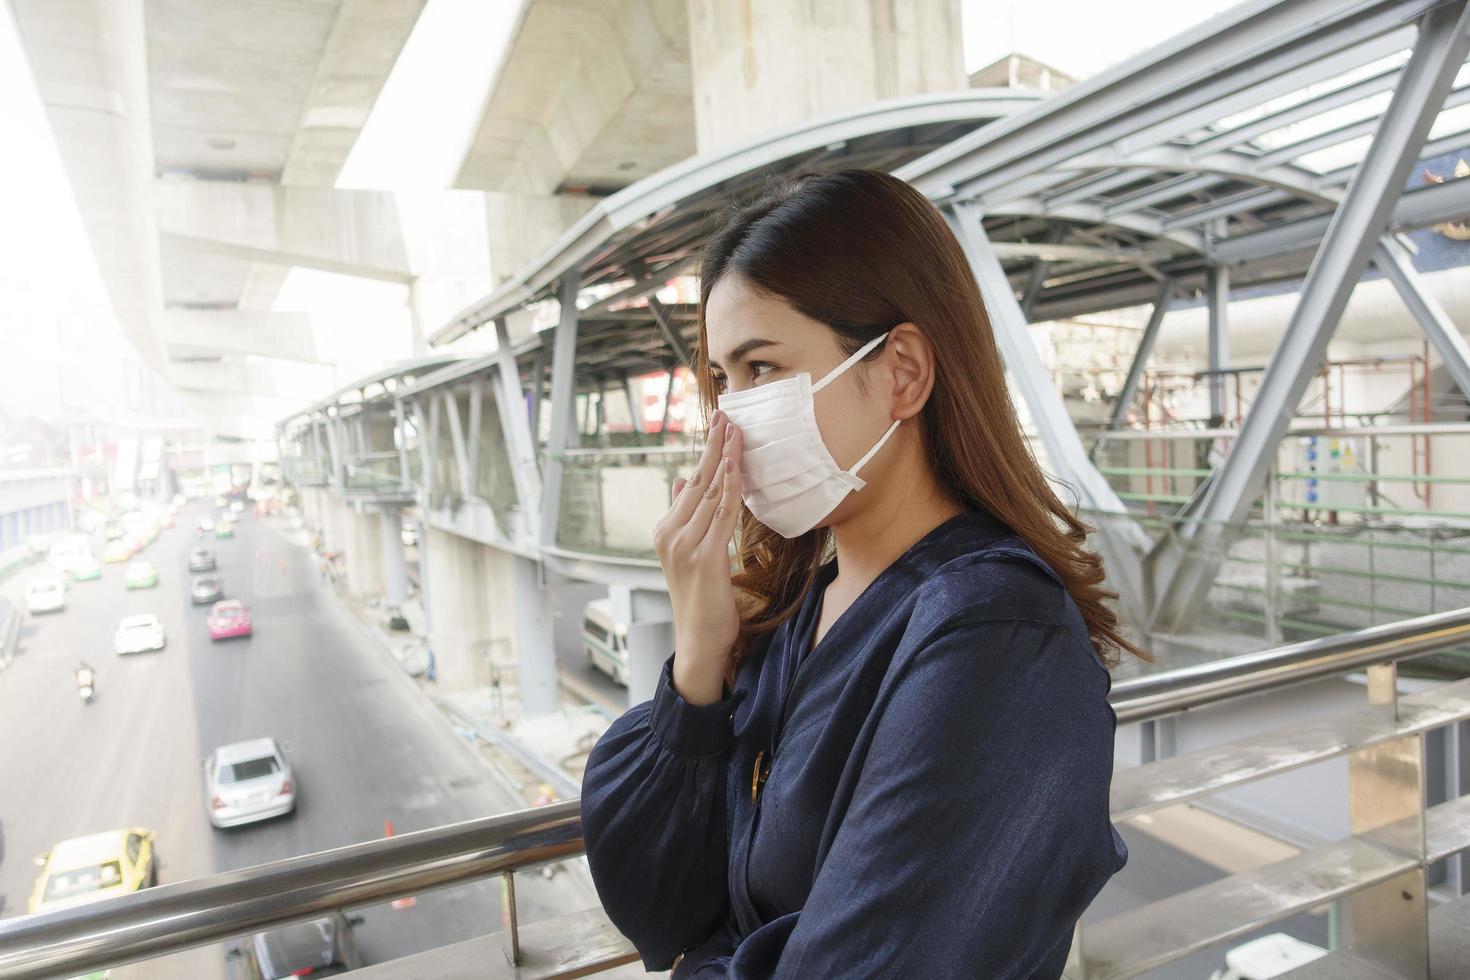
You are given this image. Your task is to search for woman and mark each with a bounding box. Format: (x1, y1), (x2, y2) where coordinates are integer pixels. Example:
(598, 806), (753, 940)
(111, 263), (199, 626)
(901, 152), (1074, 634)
(580, 169), (1149, 978)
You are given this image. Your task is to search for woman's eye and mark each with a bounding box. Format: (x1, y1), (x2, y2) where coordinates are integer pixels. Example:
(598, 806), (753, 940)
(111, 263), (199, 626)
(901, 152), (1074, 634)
(750, 362), (777, 381)
(710, 372), (728, 393)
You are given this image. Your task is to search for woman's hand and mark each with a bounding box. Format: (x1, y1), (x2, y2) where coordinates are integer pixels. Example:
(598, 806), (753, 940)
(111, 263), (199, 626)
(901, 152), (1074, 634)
(653, 410), (744, 706)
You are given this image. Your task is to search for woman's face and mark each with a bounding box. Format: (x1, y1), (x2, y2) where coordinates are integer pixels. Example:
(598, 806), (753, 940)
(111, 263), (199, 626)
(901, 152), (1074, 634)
(703, 272), (896, 478)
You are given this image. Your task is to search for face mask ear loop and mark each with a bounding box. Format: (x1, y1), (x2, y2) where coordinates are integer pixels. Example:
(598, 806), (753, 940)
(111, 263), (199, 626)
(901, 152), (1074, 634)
(848, 418), (902, 478)
(811, 330), (891, 395)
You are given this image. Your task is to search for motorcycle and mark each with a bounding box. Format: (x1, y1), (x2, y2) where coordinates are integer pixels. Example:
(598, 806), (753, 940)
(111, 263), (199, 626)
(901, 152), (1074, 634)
(76, 666), (95, 704)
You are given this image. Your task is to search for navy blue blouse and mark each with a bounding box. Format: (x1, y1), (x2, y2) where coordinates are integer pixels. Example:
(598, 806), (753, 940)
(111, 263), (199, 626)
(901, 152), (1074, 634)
(580, 509), (1128, 978)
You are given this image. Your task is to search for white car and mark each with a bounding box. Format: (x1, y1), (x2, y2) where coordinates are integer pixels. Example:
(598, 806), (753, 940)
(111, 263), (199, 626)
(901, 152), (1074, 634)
(115, 614), (166, 655)
(25, 577), (67, 615)
(204, 738), (295, 828)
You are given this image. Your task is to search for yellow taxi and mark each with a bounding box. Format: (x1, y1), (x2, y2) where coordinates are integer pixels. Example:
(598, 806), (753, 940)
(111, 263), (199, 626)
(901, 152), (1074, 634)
(101, 540), (133, 563)
(29, 828), (157, 914)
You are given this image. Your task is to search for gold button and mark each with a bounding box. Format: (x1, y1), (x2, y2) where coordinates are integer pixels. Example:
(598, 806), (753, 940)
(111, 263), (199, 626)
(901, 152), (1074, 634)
(751, 750), (768, 803)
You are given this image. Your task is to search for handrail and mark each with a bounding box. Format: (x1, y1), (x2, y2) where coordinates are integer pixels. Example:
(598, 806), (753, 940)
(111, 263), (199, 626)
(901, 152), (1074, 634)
(4, 612), (1470, 978)
(1110, 607), (1470, 724)
(0, 800), (583, 980)
(1085, 421), (1470, 441)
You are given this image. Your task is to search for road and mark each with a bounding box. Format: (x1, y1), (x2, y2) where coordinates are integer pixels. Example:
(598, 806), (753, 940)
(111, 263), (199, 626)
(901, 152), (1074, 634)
(0, 505), (592, 977)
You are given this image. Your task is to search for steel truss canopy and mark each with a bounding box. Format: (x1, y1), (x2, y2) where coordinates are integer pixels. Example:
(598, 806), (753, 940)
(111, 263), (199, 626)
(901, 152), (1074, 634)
(892, 0), (1470, 318)
(282, 0), (1470, 624)
(433, 0), (1469, 379)
(427, 90), (1044, 361)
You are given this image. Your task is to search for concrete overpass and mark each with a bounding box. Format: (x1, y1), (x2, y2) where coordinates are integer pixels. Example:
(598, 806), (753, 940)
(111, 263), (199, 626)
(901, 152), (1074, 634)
(8, 0), (968, 439)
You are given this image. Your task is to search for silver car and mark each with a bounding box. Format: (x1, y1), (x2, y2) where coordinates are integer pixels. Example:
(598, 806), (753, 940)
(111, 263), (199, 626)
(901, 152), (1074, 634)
(204, 738), (295, 829)
(190, 574), (223, 605)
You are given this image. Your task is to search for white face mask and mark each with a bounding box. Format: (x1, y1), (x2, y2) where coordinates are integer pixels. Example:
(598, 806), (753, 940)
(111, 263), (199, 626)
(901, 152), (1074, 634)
(716, 331), (900, 538)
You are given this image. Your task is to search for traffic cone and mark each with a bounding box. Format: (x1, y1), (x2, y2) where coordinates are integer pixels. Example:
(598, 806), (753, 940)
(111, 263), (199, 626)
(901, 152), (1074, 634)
(385, 820), (417, 910)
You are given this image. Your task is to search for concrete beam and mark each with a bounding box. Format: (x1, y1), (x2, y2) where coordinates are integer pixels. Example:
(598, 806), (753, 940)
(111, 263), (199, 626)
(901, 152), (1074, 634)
(153, 181), (413, 281)
(280, 0), (429, 187)
(167, 359), (285, 398)
(10, 0), (170, 374)
(158, 309), (320, 362)
(455, 0), (695, 194)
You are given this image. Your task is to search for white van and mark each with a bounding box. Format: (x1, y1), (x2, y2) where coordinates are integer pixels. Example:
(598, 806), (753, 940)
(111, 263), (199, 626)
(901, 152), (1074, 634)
(581, 598), (630, 687)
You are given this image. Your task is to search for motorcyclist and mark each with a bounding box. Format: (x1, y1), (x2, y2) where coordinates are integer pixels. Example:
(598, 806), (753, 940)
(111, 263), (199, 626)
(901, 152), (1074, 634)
(76, 661), (95, 687)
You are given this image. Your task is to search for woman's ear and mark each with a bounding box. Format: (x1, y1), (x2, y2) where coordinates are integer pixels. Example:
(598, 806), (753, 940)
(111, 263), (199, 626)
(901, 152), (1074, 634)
(885, 321), (935, 421)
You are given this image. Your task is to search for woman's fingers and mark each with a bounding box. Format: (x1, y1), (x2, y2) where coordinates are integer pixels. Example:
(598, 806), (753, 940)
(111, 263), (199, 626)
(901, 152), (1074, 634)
(686, 456), (728, 543)
(668, 412), (727, 525)
(671, 477), (687, 503)
(708, 424), (743, 545)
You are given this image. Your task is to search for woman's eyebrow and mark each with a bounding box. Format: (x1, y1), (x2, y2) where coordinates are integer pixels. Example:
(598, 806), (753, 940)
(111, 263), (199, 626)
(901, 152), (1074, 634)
(709, 337), (781, 371)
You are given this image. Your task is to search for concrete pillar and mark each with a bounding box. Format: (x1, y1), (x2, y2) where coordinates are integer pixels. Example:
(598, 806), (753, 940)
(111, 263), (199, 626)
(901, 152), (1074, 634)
(421, 527), (514, 690)
(344, 508), (386, 600)
(616, 587), (675, 707)
(483, 194), (596, 290)
(380, 507), (410, 606)
(510, 555), (558, 718)
(686, 0), (966, 155)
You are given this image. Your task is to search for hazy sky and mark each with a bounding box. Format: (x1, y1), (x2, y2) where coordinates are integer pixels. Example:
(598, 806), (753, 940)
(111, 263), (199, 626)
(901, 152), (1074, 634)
(961, 0), (1242, 78)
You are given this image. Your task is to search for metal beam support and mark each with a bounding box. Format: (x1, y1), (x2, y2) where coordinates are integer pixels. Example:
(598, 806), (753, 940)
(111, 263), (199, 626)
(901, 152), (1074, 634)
(1188, 63), (1405, 159)
(410, 397), (437, 501)
(1019, 260), (1050, 321)
(1107, 279), (1174, 431)
(1149, 0), (1470, 631)
(528, 345), (547, 442)
(659, 365), (677, 435)
(466, 377), (484, 494)
(1043, 169), (1148, 209)
(1376, 236), (1470, 402)
(648, 295), (692, 367)
(311, 421), (328, 478)
(393, 399), (412, 492)
(901, 7), (1428, 201)
(495, 317), (543, 530)
(946, 202), (1148, 621)
(323, 418), (345, 491)
(1207, 247), (1231, 422)
(441, 389), (473, 501)
(539, 276), (581, 549)
(622, 372), (644, 444)
(1213, 172), (1470, 263)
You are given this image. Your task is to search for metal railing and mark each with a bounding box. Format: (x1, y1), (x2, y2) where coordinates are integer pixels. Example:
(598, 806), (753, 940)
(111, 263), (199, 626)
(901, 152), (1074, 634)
(3, 610), (1470, 978)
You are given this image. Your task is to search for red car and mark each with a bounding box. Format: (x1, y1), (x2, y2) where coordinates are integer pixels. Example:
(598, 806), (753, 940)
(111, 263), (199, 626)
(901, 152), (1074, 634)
(207, 600), (252, 641)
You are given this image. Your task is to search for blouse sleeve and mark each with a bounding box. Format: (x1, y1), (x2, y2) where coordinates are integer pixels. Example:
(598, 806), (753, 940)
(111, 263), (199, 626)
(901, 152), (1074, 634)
(580, 650), (748, 972)
(724, 615), (1127, 979)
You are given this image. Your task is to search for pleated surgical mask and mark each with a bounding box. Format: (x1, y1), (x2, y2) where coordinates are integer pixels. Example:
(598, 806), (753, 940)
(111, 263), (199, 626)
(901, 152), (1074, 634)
(716, 331), (900, 538)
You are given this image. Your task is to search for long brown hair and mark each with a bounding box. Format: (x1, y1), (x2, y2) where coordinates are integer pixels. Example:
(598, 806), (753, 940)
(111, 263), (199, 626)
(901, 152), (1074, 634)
(694, 169), (1151, 671)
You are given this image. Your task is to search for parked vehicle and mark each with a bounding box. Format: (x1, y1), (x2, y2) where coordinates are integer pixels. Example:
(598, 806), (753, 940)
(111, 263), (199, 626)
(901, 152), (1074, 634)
(581, 598), (630, 687)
